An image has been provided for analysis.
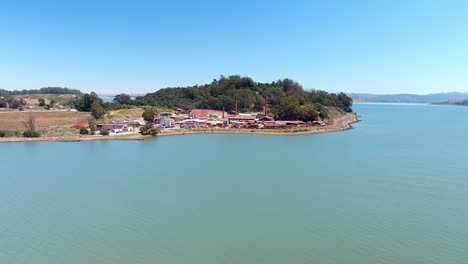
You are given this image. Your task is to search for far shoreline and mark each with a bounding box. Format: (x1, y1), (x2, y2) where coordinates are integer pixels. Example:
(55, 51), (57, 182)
(354, 102), (429, 106)
(0, 113), (358, 144)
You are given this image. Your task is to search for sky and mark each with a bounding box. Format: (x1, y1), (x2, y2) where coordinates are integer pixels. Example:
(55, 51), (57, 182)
(1, 0), (468, 94)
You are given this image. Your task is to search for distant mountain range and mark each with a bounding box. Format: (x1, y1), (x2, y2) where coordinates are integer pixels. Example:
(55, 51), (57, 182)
(349, 92), (468, 104)
(433, 99), (468, 106)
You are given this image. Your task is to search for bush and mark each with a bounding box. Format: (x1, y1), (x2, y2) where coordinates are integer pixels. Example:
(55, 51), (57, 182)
(79, 128), (89, 135)
(12, 130), (22, 137)
(139, 124), (160, 136)
(0, 130), (21, 137)
(23, 130), (40, 138)
(100, 130), (109, 136)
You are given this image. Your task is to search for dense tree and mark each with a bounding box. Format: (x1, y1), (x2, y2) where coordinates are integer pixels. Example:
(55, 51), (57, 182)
(113, 93), (132, 105)
(139, 124), (160, 136)
(142, 107), (158, 123)
(274, 97), (300, 120)
(21, 76), (352, 122)
(299, 104), (320, 122)
(337, 92), (353, 112)
(0, 87), (82, 96)
(74, 92), (108, 120)
(74, 93), (96, 111)
(91, 101), (106, 119)
(38, 98), (46, 107)
(133, 75), (353, 121)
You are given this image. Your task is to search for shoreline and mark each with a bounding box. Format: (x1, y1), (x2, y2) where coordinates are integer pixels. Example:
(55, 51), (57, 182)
(0, 113), (358, 143)
(158, 112), (358, 137)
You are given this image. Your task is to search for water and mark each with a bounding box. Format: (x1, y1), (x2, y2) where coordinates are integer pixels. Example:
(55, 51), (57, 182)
(1, 104), (468, 264)
(99, 95), (137, 102)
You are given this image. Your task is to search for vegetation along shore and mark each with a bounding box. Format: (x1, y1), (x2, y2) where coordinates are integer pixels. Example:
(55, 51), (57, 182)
(0, 76), (356, 143)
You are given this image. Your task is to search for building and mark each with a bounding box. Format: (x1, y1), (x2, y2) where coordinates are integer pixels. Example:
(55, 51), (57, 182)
(160, 117), (175, 128)
(124, 121), (142, 128)
(259, 116), (274, 122)
(262, 121), (306, 129)
(121, 121), (142, 132)
(97, 124), (126, 133)
(312, 120), (326, 126)
(177, 119), (207, 129)
(189, 109), (228, 119)
(206, 120), (225, 127)
(275, 121), (306, 126)
(170, 113), (190, 121)
(227, 115), (257, 123)
(263, 123), (287, 129)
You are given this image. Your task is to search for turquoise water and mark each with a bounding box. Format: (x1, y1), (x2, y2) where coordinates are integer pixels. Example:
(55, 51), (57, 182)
(99, 95), (137, 102)
(1, 104), (468, 263)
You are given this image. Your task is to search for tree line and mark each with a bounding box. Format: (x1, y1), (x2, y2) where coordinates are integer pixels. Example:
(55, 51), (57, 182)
(106, 75), (353, 121)
(69, 75), (353, 122)
(0, 87), (82, 97)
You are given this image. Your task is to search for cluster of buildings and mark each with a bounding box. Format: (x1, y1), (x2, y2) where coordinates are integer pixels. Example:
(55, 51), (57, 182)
(153, 109), (325, 132)
(96, 118), (146, 133)
(91, 107), (326, 135)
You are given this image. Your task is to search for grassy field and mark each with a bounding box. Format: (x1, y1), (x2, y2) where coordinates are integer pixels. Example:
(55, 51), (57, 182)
(14, 94), (78, 108)
(106, 108), (144, 119)
(0, 111), (89, 130)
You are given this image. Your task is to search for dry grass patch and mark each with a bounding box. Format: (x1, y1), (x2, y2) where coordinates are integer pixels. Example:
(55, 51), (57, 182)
(0, 111), (90, 130)
(107, 108), (144, 119)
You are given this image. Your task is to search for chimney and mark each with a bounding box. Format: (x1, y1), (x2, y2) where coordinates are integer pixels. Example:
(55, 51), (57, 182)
(235, 99), (238, 116)
(264, 97), (267, 116)
(222, 106), (225, 118)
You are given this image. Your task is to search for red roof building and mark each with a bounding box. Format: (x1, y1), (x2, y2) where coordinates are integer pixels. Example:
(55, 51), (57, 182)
(72, 123), (89, 129)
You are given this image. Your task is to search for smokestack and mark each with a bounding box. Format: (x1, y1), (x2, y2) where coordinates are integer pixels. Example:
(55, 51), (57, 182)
(264, 97), (267, 116)
(222, 106), (225, 118)
(235, 99), (238, 116)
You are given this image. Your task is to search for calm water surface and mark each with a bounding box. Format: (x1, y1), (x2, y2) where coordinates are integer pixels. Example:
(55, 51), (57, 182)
(1, 104), (468, 264)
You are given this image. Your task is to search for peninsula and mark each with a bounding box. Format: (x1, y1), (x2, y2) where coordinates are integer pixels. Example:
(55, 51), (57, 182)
(0, 76), (357, 143)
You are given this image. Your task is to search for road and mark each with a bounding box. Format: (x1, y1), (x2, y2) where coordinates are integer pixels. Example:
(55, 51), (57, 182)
(336, 113), (356, 128)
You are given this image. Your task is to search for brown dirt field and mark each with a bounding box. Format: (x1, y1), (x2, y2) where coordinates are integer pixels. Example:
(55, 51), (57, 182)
(0, 111), (90, 130)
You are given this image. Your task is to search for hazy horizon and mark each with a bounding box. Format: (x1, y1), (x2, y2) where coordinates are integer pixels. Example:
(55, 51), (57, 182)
(3, 81), (468, 97)
(3, 82), (468, 97)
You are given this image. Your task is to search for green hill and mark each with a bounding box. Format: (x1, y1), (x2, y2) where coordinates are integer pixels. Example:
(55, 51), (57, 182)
(0, 87), (83, 109)
(133, 75), (352, 121)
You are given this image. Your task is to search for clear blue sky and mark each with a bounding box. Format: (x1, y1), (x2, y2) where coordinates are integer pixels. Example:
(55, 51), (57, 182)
(1, 0), (468, 94)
